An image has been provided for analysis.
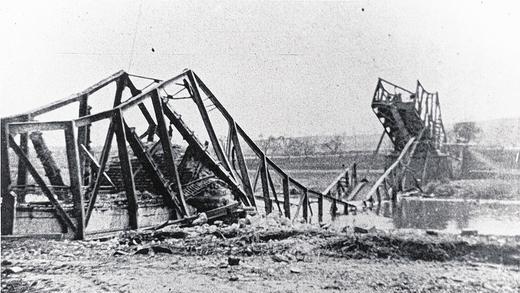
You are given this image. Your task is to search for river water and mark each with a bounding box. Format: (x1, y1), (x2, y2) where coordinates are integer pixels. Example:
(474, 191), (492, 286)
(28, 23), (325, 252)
(332, 198), (520, 236)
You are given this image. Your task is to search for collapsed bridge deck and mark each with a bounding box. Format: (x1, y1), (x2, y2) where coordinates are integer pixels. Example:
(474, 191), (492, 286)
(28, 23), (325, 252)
(1, 70), (356, 239)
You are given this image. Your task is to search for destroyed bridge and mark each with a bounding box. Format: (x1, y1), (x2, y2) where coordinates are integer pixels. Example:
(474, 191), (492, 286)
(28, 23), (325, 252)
(1, 70), (359, 240)
(0, 70), (450, 240)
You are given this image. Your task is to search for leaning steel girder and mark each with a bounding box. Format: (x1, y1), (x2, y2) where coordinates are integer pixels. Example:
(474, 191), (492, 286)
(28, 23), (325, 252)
(371, 78), (447, 153)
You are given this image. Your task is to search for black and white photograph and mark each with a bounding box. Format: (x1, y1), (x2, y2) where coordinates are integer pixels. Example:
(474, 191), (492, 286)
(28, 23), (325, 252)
(1, 0), (520, 292)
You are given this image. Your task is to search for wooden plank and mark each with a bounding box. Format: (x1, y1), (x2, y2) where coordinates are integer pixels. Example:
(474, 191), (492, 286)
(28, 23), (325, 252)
(9, 135), (77, 234)
(259, 156), (272, 214)
(151, 91), (189, 217)
(113, 109), (138, 230)
(186, 72), (234, 177)
(85, 120), (115, 225)
(63, 122), (85, 240)
(79, 144), (115, 188)
(282, 175), (290, 218)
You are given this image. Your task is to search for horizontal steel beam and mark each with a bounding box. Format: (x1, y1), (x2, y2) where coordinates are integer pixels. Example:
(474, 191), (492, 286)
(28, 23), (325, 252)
(8, 121), (71, 134)
(6, 71), (125, 120)
(74, 71), (190, 127)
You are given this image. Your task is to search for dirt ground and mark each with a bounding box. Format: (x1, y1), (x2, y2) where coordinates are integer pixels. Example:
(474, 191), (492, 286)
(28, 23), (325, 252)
(2, 215), (520, 293)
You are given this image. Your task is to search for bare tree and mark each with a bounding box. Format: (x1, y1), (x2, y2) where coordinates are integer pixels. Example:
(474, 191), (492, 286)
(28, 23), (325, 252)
(300, 137), (316, 157)
(258, 134), (279, 155)
(453, 122), (481, 143)
(323, 135), (344, 154)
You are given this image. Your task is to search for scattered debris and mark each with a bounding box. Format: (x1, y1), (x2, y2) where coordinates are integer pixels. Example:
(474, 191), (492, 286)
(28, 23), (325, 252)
(354, 227), (369, 234)
(113, 250), (129, 256)
(461, 230), (478, 237)
(134, 248), (151, 255)
(2, 267), (23, 275)
(228, 257), (240, 266)
(1, 260), (12, 266)
(426, 230), (439, 236)
(151, 246), (173, 254)
(192, 212), (208, 226)
(272, 254), (289, 263)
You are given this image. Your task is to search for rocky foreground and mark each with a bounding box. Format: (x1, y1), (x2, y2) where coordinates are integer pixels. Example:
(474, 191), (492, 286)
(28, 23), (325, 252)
(2, 213), (520, 292)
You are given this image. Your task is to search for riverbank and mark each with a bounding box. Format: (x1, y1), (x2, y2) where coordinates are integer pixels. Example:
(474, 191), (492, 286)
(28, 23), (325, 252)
(423, 179), (520, 200)
(2, 214), (520, 292)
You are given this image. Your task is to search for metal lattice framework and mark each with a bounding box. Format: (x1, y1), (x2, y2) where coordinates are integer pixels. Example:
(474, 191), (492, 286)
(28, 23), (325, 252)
(1, 69), (355, 239)
(372, 78), (447, 152)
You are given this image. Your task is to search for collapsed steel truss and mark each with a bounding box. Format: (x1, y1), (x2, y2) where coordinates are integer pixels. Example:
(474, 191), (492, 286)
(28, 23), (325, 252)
(372, 78), (447, 153)
(1, 70), (353, 240)
(366, 78), (450, 196)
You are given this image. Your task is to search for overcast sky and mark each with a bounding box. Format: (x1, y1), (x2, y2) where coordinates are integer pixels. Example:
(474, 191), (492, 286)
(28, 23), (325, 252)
(1, 0), (520, 139)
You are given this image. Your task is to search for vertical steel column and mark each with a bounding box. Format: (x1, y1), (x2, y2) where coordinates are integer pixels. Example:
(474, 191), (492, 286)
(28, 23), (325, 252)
(16, 115), (29, 188)
(113, 109), (138, 230)
(318, 193), (323, 223)
(302, 189), (309, 222)
(77, 95), (89, 183)
(260, 156), (272, 214)
(282, 174), (291, 218)
(1, 118), (14, 235)
(64, 122), (85, 240)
